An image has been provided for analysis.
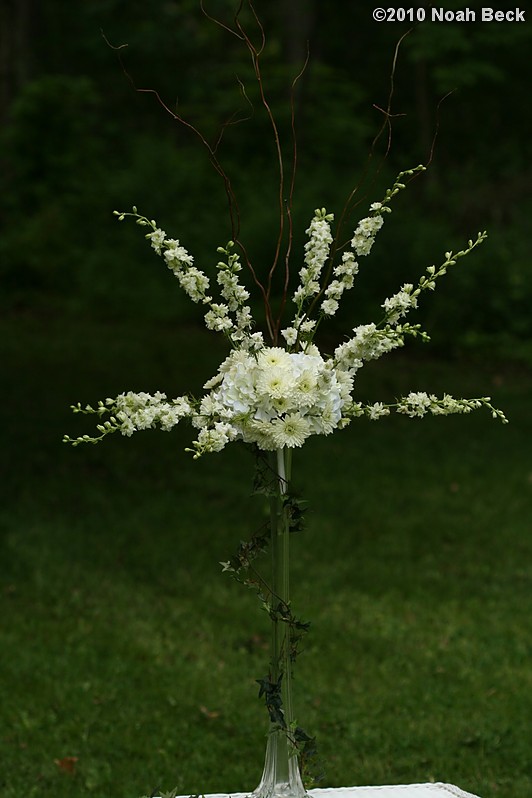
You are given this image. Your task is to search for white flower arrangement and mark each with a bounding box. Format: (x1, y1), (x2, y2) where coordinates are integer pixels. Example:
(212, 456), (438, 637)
(64, 167), (507, 459)
(63, 12), (509, 795)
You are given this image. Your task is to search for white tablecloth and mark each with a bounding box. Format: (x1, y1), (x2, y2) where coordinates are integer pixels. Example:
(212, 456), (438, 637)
(167, 785), (481, 798)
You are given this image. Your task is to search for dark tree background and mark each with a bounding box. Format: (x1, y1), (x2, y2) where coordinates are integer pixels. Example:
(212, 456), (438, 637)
(1, 0), (531, 360)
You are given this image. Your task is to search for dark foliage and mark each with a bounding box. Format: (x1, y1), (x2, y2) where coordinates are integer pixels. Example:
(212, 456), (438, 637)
(1, 1), (531, 359)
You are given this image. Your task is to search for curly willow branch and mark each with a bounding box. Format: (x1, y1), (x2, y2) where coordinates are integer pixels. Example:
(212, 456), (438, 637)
(103, 20), (274, 337)
(274, 43), (311, 342)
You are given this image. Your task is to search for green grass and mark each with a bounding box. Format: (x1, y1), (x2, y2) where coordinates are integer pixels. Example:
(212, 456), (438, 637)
(1, 313), (531, 798)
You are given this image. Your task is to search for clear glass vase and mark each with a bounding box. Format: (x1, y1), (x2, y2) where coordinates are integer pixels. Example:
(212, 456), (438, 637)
(252, 726), (307, 798)
(251, 449), (308, 798)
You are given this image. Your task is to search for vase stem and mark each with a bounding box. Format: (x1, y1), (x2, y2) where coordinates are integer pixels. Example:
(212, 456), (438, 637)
(251, 448), (307, 798)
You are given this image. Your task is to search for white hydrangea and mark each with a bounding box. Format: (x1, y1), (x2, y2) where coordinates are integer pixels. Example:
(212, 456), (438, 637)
(187, 346), (348, 455)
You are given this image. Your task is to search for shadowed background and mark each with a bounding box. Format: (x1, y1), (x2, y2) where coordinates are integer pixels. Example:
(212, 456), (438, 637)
(1, 2), (531, 797)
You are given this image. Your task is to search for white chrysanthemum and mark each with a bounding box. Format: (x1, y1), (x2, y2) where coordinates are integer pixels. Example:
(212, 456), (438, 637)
(271, 414), (311, 448)
(258, 347), (292, 370)
(294, 369), (318, 404)
(242, 419), (278, 451)
(257, 366), (296, 401)
(271, 395), (293, 415)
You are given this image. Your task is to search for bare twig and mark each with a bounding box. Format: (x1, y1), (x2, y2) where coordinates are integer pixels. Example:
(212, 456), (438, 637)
(211, 76), (254, 154)
(426, 89), (456, 168)
(232, 3), (284, 341)
(301, 28), (415, 327)
(274, 44), (311, 341)
(102, 22), (274, 329)
(199, 1), (278, 340)
(336, 27), (413, 238)
(200, 0), (245, 40)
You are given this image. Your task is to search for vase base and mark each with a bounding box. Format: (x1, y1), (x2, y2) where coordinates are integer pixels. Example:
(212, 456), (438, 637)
(250, 785), (307, 798)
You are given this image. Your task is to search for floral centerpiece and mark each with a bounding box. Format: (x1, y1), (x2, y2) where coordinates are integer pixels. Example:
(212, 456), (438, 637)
(64, 6), (506, 797)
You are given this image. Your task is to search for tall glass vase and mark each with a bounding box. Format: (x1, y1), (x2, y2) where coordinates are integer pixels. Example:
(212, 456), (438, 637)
(251, 448), (307, 798)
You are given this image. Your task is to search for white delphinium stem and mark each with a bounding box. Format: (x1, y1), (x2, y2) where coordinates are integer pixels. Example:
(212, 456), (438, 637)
(114, 210), (260, 350)
(115, 210), (211, 306)
(319, 251), (359, 317)
(350, 210), (386, 258)
(382, 231), (488, 326)
(286, 167), (428, 344)
(293, 209), (334, 308)
(336, 231), (488, 375)
(285, 208), (333, 345)
(334, 322), (430, 375)
(63, 392), (194, 445)
(347, 393), (508, 423)
(350, 166), (426, 258)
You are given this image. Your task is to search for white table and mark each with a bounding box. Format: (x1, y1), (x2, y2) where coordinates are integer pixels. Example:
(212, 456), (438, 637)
(168, 786), (481, 798)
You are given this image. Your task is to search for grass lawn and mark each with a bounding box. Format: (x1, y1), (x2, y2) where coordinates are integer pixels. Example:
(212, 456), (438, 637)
(1, 313), (531, 798)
